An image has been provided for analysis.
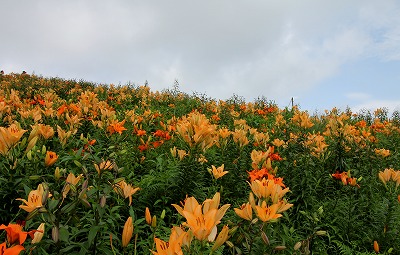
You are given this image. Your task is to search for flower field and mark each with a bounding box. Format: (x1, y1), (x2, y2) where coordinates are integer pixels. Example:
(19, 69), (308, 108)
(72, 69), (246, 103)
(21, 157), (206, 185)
(1, 72), (400, 254)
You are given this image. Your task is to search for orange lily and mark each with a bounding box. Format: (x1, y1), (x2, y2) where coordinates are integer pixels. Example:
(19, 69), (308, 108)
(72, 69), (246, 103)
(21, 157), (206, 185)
(0, 124), (26, 155)
(0, 223), (34, 245)
(172, 192), (230, 241)
(16, 184), (48, 213)
(0, 243), (25, 255)
(210, 164), (228, 179)
(378, 168), (392, 185)
(254, 202), (282, 222)
(151, 226), (189, 255)
(107, 120), (127, 135)
(234, 203), (253, 221)
(44, 151), (58, 167)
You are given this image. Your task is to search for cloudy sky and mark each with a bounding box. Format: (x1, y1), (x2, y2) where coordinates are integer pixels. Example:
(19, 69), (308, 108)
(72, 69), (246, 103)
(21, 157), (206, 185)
(1, 1), (400, 114)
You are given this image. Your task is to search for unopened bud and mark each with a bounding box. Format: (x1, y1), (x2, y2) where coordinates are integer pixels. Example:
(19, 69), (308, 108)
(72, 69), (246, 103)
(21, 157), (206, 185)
(251, 217), (258, 224)
(100, 195), (106, 208)
(81, 179), (88, 190)
(26, 136), (38, 153)
(41, 145), (47, 155)
(52, 226), (59, 243)
(294, 241), (302, 250)
(315, 230), (327, 236)
(160, 209), (166, 220)
(41, 183), (50, 204)
(274, 246), (286, 251)
(151, 215), (157, 228)
(228, 226), (238, 235)
(54, 167), (61, 180)
(261, 231), (269, 245)
(29, 175), (40, 180)
(73, 160), (82, 168)
(27, 150), (32, 160)
(225, 241), (234, 248)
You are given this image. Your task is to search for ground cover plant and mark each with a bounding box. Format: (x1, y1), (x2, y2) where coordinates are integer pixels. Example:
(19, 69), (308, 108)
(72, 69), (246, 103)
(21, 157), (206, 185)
(0, 72), (400, 254)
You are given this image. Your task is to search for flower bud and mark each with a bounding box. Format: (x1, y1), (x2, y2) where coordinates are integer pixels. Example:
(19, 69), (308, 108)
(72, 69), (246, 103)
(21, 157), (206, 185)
(54, 167), (61, 180)
(52, 226), (59, 243)
(145, 207), (152, 225)
(151, 215), (157, 228)
(122, 217), (133, 247)
(100, 195), (106, 208)
(373, 241), (379, 253)
(274, 246), (286, 251)
(160, 209), (166, 220)
(294, 241), (302, 250)
(26, 136), (38, 153)
(315, 230), (327, 236)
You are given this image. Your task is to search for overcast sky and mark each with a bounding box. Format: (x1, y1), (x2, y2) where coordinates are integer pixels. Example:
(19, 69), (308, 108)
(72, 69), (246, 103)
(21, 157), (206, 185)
(1, 1), (400, 114)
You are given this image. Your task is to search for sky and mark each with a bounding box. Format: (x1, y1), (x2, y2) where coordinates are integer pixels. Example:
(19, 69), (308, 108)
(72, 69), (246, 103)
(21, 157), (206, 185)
(1, 0), (400, 114)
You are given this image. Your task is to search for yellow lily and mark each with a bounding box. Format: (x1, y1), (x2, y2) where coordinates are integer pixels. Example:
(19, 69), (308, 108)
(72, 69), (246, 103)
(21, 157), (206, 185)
(114, 180), (140, 206)
(210, 164), (228, 179)
(378, 168), (393, 185)
(172, 192), (230, 241)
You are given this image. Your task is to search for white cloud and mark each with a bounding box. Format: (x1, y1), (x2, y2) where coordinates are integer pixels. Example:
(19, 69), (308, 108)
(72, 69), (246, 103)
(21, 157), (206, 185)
(351, 100), (400, 115)
(345, 92), (371, 101)
(1, 0), (399, 108)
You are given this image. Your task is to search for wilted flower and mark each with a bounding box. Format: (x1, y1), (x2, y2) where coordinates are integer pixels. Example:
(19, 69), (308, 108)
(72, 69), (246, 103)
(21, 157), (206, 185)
(114, 180), (140, 206)
(62, 172), (84, 198)
(31, 223), (45, 244)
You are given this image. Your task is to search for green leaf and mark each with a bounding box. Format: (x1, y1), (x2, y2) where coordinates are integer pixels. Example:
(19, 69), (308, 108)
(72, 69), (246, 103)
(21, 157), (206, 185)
(59, 226), (70, 243)
(88, 225), (101, 247)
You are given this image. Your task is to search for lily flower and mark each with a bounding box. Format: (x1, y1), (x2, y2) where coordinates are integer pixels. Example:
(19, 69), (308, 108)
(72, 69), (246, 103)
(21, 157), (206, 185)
(172, 192), (230, 241)
(234, 203), (253, 221)
(16, 184), (48, 213)
(45, 151), (58, 167)
(151, 226), (188, 255)
(254, 202), (282, 222)
(94, 160), (115, 176)
(378, 168), (393, 185)
(62, 172), (84, 198)
(211, 225), (230, 251)
(107, 120), (127, 135)
(210, 164), (228, 179)
(114, 180), (140, 206)
(0, 223), (37, 245)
